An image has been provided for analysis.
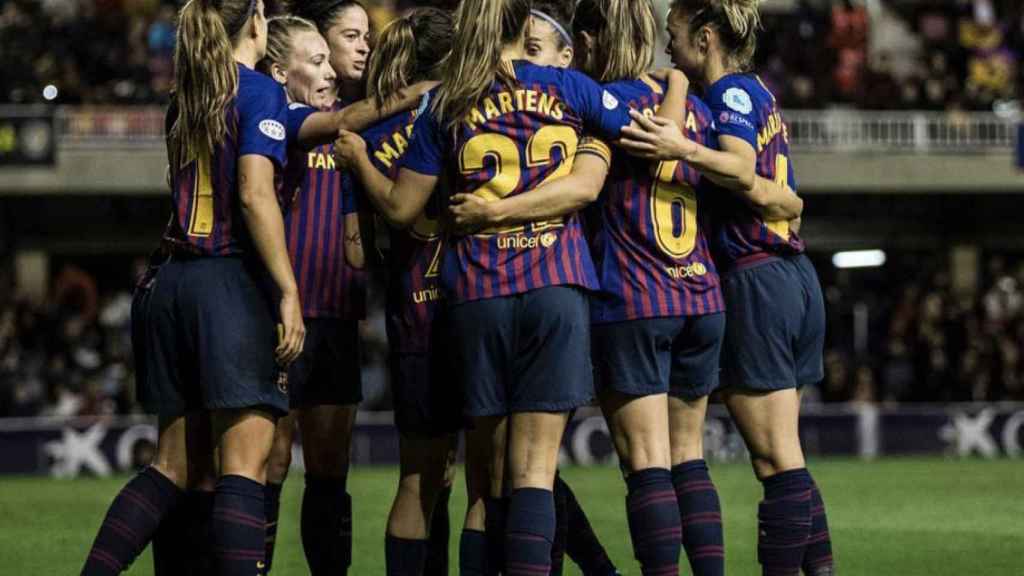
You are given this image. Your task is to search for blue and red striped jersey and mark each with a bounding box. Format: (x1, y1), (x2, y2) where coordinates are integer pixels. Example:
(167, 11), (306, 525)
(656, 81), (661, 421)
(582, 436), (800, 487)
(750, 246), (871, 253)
(164, 64), (288, 256)
(589, 83), (724, 323)
(361, 107), (444, 355)
(282, 99), (366, 320)
(705, 74), (804, 269)
(401, 60), (632, 303)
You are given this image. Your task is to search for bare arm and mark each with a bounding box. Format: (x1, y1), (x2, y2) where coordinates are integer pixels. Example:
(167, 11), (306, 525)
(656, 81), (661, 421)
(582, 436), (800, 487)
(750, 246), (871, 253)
(619, 113), (755, 192)
(334, 130), (438, 228)
(645, 68), (689, 127)
(237, 155), (304, 365)
(450, 151), (610, 231)
(343, 212), (364, 269)
(296, 81), (438, 150)
(749, 176), (803, 221)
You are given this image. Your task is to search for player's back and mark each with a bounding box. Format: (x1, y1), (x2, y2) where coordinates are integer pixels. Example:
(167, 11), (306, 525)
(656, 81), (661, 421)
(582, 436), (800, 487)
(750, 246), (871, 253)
(590, 81), (723, 323)
(363, 106), (444, 354)
(705, 73), (804, 269)
(404, 60), (632, 302)
(164, 64), (287, 257)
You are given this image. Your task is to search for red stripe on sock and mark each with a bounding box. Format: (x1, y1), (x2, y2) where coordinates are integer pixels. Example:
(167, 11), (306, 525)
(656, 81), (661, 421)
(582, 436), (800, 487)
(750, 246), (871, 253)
(121, 489), (160, 520)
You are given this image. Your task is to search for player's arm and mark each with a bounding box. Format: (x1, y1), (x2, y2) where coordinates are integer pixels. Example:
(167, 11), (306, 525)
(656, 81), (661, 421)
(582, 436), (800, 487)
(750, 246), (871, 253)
(748, 176), (803, 221)
(619, 113), (755, 192)
(295, 81), (438, 150)
(645, 68), (688, 127)
(343, 212), (364, 269)
(238, 155), (304, 365)
(334, 129), (437, 228)
(450, 144), (610, 231)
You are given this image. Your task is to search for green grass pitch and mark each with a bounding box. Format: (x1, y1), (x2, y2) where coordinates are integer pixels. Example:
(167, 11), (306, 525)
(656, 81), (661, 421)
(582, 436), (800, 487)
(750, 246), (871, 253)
(2, 457), (1021, 574)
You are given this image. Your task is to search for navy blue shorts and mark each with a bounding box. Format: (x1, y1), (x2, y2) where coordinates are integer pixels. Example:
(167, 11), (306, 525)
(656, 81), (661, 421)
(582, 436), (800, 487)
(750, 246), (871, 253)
(287, 318), (362, 409)
(449, 286), (594, 417)
(389, 309), (464, 436)
(134, 256), (288, 419)
(592, 313), (725, 400)
(721, 254), (825, 391)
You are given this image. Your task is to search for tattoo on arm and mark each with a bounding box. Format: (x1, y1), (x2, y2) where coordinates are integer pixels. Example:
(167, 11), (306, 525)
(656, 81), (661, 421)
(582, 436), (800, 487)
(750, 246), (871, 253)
(345, 231), (362, 246)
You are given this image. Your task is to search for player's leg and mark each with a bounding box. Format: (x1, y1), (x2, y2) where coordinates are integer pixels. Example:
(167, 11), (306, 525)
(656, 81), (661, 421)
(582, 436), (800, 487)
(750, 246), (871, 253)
(81, 414), (189, 576)
(211, 408), (278, 576)
(461, 416), (506, 576)
(668, 312), (727, 576)
(424, 448), (456, 576)
(720, 259), (816, 576)
(594, 318), (681, 576)
(82, 263), (189, 576)
(504, 411), (568, 576)
(556, 472), (621, 576)
(386, 433), (457, 575)
(503, 286), (598, 576)
(263, 412), (296, 573)
(297, 403), (358, 576)
(792, 255), (833, 576)
(288, 318), (361, 576)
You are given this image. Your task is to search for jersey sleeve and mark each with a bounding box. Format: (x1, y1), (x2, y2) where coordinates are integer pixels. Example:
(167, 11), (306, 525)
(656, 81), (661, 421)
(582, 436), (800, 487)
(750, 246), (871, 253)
(398, 107), (446, 176)
(707, 80), (757, 149)
(286, 103), (317, 144)
(577, 136), (612, 167)
(237, 75), (288, 168)
(341, 170), (359, 215)
(560, 69), (632, 139)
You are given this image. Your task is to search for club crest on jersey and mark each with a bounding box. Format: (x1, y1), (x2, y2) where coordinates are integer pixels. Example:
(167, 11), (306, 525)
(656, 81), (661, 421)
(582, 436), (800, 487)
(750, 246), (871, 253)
(723, 87), (753, 115)
(259, 119), (286, 141)
(602, 90), (620, 110)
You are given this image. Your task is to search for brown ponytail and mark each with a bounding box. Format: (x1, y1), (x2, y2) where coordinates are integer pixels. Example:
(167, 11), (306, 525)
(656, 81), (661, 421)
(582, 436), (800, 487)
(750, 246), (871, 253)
(366, 7), (453, 110)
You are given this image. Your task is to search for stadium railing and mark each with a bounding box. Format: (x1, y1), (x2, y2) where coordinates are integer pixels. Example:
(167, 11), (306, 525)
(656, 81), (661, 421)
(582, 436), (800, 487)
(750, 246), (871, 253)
(55, 107), (1018, 153)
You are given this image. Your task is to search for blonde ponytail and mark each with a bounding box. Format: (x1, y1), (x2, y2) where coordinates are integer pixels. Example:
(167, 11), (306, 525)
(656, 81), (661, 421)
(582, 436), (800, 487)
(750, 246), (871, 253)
(671, 0), (761, 71)
(432, 0), (530, 128)
(576, 0), (657, 82)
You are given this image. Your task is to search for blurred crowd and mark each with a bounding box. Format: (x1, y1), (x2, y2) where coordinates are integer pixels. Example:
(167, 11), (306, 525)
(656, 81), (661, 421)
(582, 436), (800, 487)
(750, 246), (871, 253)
(5, 252), (1024, 417)
(816, 254), (1024, 404)
(2, 0), (1021, 112)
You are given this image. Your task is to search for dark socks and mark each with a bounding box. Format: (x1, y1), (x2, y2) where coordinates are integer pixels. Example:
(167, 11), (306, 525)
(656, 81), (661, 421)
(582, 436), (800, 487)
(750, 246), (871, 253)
(504, 487), (556, 576)
(301, 474), (352, 576)
(264, 482), (283, 573)
(187, 490), (216, 574)
(559, 475), (619, 575)
(151, 489), (189, 576)
(424, 485), (452, 576)
(802, 478), (834, 575)
(551, 477), (569, 576)
(672, 459), (725, 576)
(459, 529), (488, 576)
(484, 496), (508, 575)
(211, 474), (267, 576)
(758, 468), (813, 576)
(626, 468), (682, 576)
(81, 467), (183, 575)
(386, 534), (430, 576)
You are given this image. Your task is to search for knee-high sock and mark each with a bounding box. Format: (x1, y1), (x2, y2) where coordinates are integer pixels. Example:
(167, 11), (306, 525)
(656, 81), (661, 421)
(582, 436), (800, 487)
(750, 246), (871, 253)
(459, 529), (488, 576)
(672, 459), (724, 576)
(626, 468), (682, 576)
(211, 475), (267, 576)
(81, 467), (184, 576)
(802, 477), (834, 575)
(263, 482), (283, 573)
(758, 469), (812, 576)
(558, 475), (619, 575)
(424, 485), (452, 576)
(301, 474), (352, 576)
(504, 488), (556, 576)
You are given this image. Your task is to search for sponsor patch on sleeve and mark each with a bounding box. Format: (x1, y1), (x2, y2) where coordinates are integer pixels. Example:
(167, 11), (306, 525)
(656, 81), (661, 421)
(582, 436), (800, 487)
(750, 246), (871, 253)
(723, 87), (753, 115)
(602, 90), (620, 110)
(259, 119), (286, 141)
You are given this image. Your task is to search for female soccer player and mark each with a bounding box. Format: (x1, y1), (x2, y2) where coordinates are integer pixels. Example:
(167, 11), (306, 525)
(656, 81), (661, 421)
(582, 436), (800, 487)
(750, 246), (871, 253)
(350, 8), (458, 575)
(620, 1), (834, 574)
(82, 1), (302, 575)
(335, 0), (683, 572)
(254, 13), (435, 573)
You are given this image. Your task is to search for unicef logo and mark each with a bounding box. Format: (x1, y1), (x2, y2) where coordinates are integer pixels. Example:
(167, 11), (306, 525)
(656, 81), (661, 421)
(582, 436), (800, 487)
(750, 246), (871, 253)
(540, 232), (558, 248)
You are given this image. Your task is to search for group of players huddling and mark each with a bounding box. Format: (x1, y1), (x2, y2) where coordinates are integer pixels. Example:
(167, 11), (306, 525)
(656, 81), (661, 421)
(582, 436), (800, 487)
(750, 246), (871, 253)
(80, 0), (835, 575)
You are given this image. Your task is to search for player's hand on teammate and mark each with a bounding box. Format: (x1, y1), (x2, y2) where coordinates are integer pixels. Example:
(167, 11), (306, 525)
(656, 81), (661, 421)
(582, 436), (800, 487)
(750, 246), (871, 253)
(333, 130), (367, 169)
(619, 110), (698, 161)
(276, 291), (306, 366)
(646, 66), (689, 87)
(449, 193), (498, 234)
